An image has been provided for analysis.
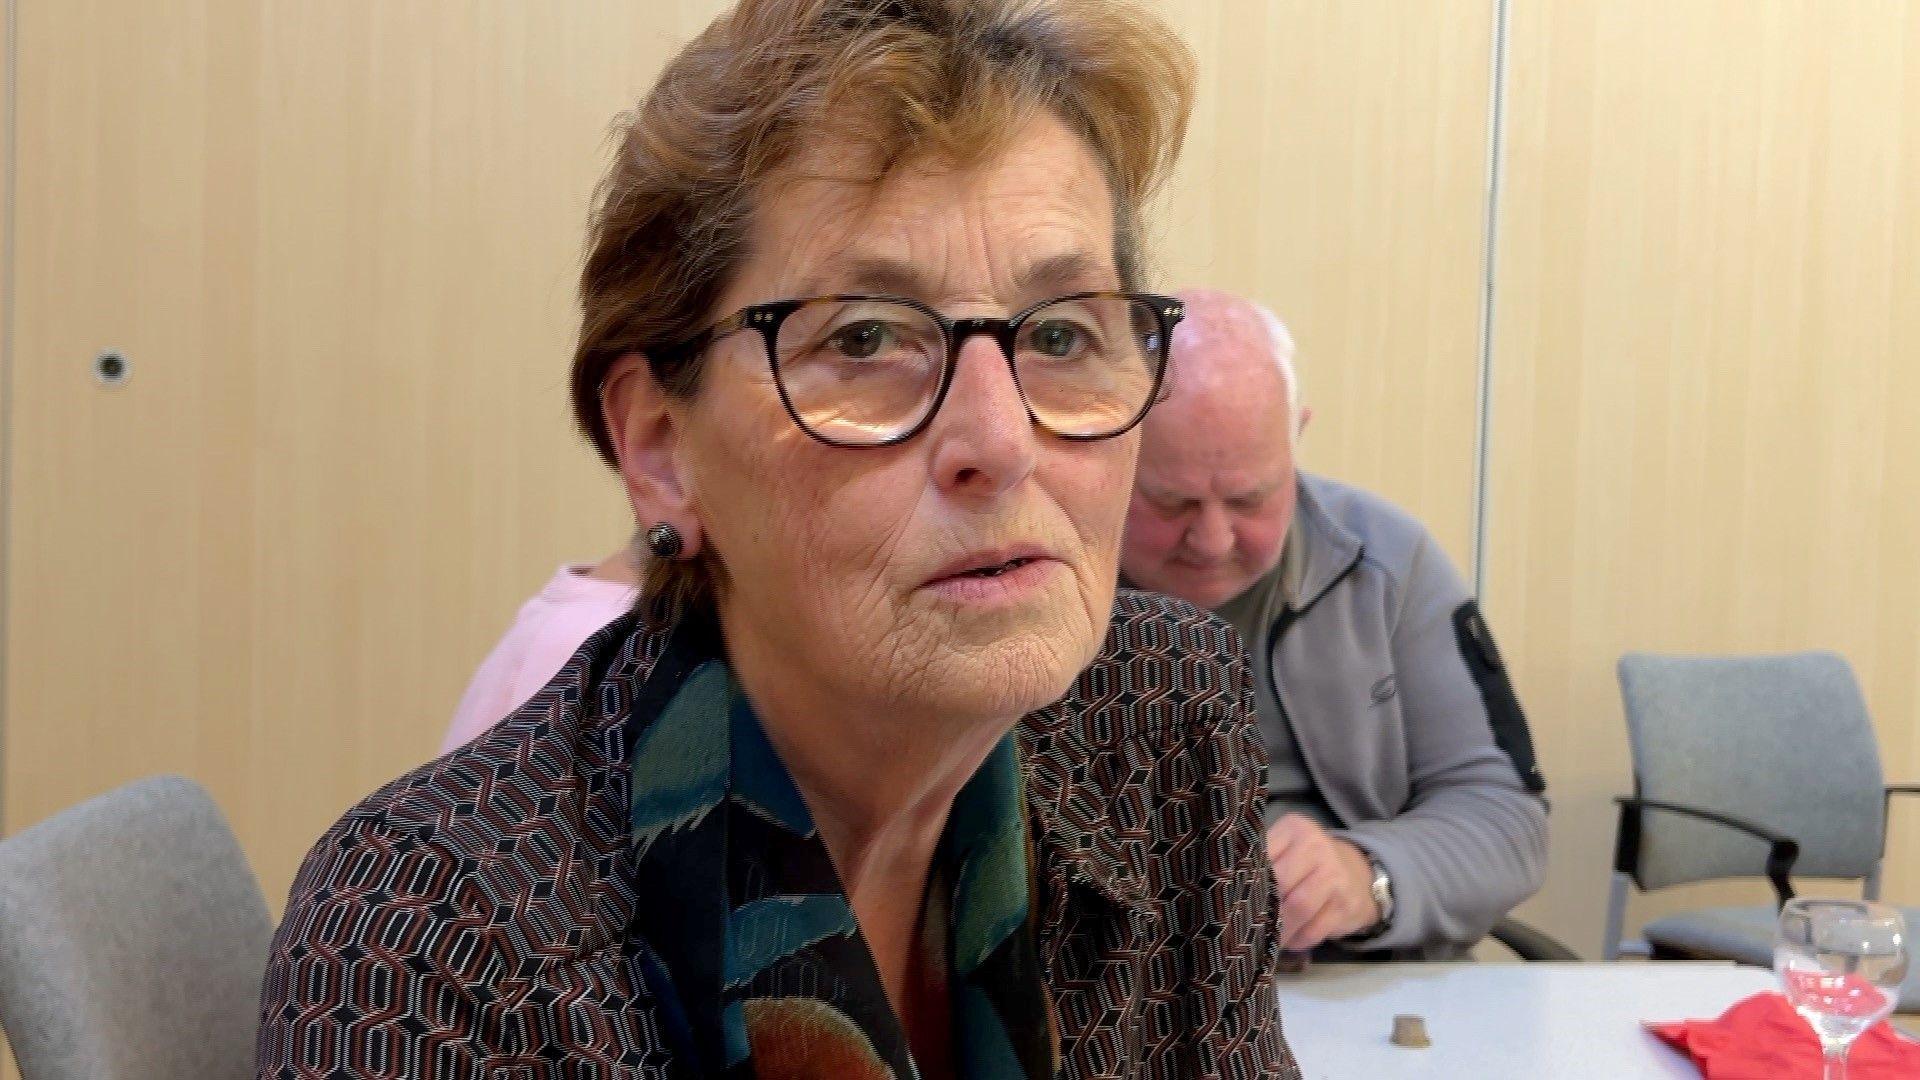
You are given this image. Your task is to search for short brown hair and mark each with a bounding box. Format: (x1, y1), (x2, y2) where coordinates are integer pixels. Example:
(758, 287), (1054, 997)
(572, 0), (1194, 618)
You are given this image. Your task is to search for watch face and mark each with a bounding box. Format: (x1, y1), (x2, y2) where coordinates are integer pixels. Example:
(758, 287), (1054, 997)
(1369, 860), (1393, 921)
(1344, 860), (1395, 943)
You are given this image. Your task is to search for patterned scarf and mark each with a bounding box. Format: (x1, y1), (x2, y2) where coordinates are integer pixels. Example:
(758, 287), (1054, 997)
(625, 615), (1059, 1080)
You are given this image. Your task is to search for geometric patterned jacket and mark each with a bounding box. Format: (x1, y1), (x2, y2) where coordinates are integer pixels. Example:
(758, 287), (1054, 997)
(256, 590), (1302, 1079)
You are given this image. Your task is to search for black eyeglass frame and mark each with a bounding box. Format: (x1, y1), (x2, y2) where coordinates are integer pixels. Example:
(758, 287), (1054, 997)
(649, 290), (1185, 448)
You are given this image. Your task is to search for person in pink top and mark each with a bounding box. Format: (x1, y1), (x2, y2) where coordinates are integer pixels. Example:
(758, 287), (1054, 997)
(440, 547), (639, 752)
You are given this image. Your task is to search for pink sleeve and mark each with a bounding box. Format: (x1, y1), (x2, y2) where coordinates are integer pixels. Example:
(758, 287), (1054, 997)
(439, 586), (633, 754)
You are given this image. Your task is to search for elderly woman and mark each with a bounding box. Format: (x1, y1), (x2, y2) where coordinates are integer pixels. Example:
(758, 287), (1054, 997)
(258, 1), (1297, 1077)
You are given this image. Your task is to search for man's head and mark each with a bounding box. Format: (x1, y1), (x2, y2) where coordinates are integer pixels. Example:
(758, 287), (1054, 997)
(1121, 288), (1309, 610)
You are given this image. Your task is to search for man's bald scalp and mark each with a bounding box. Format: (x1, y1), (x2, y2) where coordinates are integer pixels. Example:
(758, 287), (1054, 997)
(1156, 287), (1303, 439)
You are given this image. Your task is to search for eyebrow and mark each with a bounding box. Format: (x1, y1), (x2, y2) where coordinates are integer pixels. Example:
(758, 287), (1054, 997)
(1140, 476), (1284, 507)
(804, 250), (1117, 302)
(1138, 485), (1198, 507)
(815, 256), (931, 298)
(1015, 251), (1114, 295)
(1229, 477), (1287, 503)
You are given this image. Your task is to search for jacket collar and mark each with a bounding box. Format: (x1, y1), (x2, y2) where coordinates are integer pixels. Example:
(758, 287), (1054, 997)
(1280, 471), (1364, 615)
(587, 612), (1162, 921)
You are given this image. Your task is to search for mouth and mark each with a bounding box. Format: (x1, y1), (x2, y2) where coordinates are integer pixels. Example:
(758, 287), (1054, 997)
(923, 546), (1061, 593)
(954, 556), (1038, 579)
(1170, 558), (1225, 575)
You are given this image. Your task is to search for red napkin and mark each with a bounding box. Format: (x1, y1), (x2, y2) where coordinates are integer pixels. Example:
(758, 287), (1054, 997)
(1646, 990), (1920, 1078)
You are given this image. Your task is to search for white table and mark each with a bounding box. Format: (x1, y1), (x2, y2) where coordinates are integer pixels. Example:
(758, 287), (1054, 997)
(1277, 962), (1780, 1078)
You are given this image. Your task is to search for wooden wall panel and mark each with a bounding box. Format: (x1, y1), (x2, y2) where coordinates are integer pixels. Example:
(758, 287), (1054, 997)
(1152, 0), (1492, 566)
(4, 0), (728, 907)
(3, 1), (14, 1072)
(1488, 0), (1920, 954)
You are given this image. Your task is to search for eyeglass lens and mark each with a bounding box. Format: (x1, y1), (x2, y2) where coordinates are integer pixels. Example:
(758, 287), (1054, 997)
(770, 295), (1166, 445)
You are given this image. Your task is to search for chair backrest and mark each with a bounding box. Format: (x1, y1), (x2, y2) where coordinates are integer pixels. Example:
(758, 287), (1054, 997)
(1618, 651), (1885, 892)
(0, 775), (274, 1080)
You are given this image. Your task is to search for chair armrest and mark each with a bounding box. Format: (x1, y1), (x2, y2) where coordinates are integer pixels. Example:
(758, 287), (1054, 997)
(1613, 795), (1800, 908)
(1882, 786), (1920, 860)
(1488, 917), (1581, 962)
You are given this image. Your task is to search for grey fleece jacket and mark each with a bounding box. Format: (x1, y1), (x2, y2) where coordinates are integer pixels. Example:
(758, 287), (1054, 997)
(1218, 472), (1549, 959)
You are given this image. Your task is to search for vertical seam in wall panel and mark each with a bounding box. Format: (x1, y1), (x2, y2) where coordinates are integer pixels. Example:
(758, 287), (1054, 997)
(1, 0), (17, 833)
(1470, 0), (1511, 599)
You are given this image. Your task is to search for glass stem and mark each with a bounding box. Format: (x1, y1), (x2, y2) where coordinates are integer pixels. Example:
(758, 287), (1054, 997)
(1822, 1041), (1850, 1080)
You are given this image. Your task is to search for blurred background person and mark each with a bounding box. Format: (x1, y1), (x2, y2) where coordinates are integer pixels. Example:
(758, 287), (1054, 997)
(440, 542), (638, 752)
(1122, 287), (1548, 961)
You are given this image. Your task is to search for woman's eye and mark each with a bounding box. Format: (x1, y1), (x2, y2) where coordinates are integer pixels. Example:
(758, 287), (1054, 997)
(825, 321), (893, 359)
(1028, 320), (1086, 358)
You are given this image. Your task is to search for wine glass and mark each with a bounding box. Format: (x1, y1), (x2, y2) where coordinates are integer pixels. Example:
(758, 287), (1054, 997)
(1775, 898), (1908, 1079)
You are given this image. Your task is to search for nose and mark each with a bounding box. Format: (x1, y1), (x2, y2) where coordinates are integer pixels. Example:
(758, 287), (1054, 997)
(1185, 504), (1235, 560)
(925, 333), (1037, 501)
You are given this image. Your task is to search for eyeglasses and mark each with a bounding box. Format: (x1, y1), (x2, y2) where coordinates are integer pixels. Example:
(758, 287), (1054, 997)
(650, 291), (1183, 448)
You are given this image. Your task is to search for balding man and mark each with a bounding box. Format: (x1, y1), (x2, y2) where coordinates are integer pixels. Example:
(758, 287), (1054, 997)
(1123, 288), (1548, 961)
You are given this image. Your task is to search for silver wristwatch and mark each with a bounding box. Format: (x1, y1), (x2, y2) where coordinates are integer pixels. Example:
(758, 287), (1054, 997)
(1368, 856), (1395, 925)
(1347, 856), (1395, 942)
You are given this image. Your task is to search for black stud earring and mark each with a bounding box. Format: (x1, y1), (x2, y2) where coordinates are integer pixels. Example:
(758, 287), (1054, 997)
(645, 522), (684, 560)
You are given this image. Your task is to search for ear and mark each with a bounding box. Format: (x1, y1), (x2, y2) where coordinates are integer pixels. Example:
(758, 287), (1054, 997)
(600, 353), (704, 559)
(1296, 405), (1314, 439)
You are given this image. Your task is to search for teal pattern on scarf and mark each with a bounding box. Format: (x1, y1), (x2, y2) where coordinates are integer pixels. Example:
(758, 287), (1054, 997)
(625, 617), (1058, 1080)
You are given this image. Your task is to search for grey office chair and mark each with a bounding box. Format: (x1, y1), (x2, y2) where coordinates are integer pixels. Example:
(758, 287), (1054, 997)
(1489, 916), (1580, 962)
(0, 775), (274, 1079)
(1605, 652), (1920, 1009)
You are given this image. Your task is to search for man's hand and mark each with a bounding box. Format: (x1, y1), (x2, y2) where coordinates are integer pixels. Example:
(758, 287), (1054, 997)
(1265, 813), (1383, 951)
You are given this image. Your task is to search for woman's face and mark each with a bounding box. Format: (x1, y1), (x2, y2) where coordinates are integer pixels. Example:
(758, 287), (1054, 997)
(676, 111), (1137, 730)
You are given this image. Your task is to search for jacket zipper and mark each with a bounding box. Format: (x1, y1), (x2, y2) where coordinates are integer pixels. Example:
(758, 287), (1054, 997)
(1266, 556), (1360, 828)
